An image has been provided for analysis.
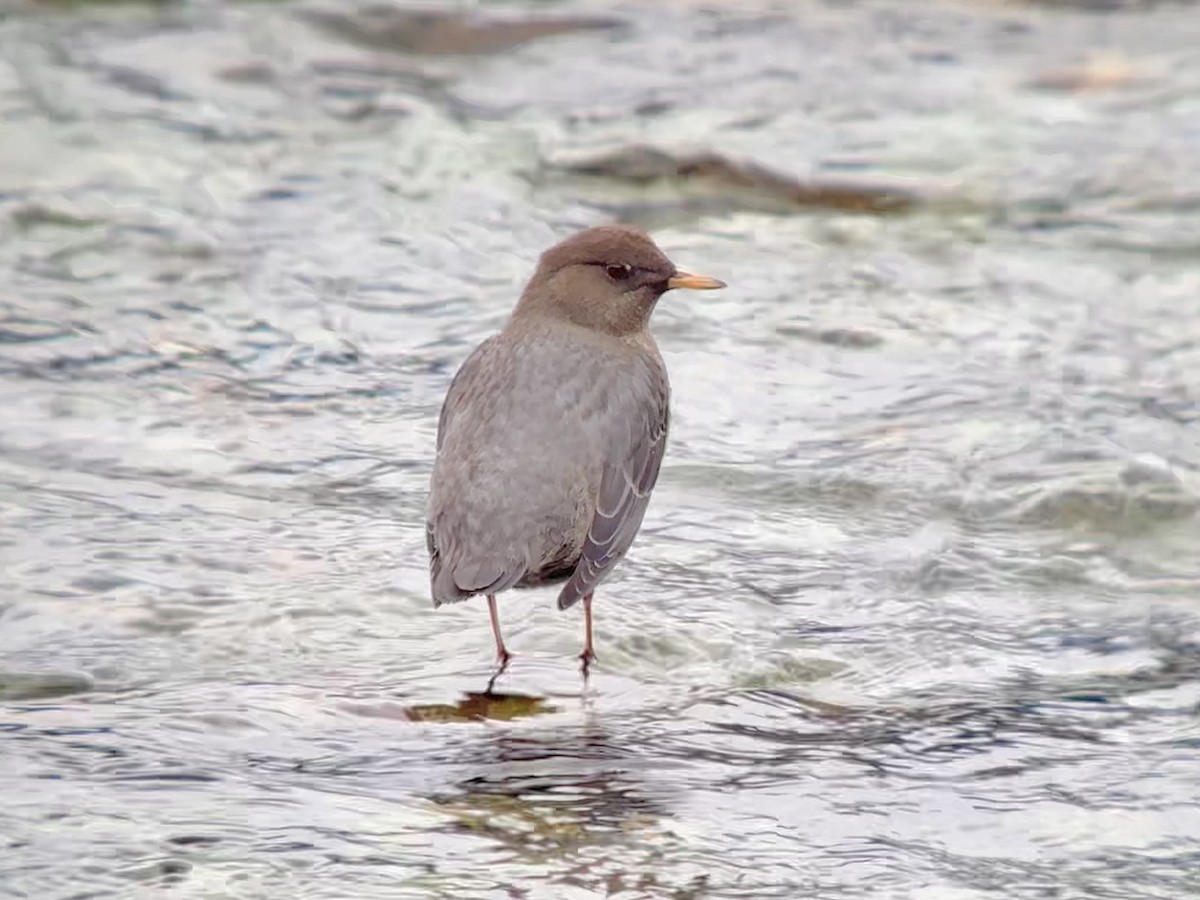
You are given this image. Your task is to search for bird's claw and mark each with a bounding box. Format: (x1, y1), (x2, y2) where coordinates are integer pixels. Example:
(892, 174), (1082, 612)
(485, 651), (512, 695)
(578, 648), (596, 678)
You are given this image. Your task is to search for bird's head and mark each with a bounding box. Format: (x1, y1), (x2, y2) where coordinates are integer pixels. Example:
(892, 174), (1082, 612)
(513, 225), (725, 336)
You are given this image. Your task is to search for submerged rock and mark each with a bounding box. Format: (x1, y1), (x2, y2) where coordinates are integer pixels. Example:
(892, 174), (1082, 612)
(1027, 54), (1146, 92)
(300, 5), (622, 56)
(1010, 463), (1199, 531)
(776, 325), (885, 349)
(550, 145), (933, 216)
(1001, 0), (1180, 9)
(345, 692), (555, 723)
(0, 671), (94, 701)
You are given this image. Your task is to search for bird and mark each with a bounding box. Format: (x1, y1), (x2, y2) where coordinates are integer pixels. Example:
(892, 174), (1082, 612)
(425, 225), (725, 674)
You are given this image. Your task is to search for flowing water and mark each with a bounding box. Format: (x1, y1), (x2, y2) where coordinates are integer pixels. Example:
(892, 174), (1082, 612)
(2, 0), (1199, 897)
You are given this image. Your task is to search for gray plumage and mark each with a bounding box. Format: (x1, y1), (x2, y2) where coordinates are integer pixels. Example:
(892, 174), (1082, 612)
(425, 225), (723, 624)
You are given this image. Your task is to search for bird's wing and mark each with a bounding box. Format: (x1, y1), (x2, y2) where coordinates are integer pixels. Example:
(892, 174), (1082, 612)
(556, 387), (669, 610)
(427, 336), (529, 605)
(434, 336), (497, 453)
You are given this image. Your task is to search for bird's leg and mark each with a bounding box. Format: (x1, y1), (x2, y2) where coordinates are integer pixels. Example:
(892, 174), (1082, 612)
(578, 591), (596, 676)
(487, 593), (511, 670)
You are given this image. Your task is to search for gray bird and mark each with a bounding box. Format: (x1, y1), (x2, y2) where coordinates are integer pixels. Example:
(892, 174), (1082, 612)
(425, 225), (725, 672)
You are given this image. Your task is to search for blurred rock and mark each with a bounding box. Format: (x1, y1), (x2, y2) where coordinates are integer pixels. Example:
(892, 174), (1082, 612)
(21, 0), (171, 7)
(1012, 466), (1199, 531)
(0, 671), (93, 700)
(300, 5), (622, 56)
(215, 62), (277, 85)
(776, 325), (885, 348)
(1002, 0), (1186, 9)
(101, 64), (190, 101)
(550, 145), (932, 215)
(1027, 54), (1146, 92)
(346, 692), (555, 723)
(10, 202), (103, 231)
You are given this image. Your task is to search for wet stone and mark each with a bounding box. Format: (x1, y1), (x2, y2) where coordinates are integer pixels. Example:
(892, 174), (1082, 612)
(550, 145), (934, 215)
(300, 5), (623, 56)
(777, 325), (886, 349)
(0, 672), (94, 701)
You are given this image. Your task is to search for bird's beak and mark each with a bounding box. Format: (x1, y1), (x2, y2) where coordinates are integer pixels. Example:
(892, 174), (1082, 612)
(667, 271), (726, 291)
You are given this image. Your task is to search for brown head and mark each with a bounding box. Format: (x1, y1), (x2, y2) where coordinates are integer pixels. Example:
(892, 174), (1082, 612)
(511, 225), (725, 336)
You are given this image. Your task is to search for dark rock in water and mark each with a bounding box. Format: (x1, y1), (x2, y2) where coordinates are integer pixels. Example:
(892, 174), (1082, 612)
(300, 5), (623, 56)
(23, 0), (170, 7)
(777, 325), (885, 349)
(216, 62), (277, 85)
(552, 145), (931, 215)
(402, 692), (554, 723)
(0, 671), (94, 700)
(1026, 55), (1145, 92)
(1007, 0), (1187, 9)
(10, 203), (104, 231)
(1010, 469), (1199, 531)
(344, 692), (555, 723)
(102, 64), (191, 102)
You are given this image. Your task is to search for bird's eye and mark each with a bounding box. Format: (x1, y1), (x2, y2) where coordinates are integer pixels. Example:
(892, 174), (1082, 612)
(605, 264), (632, 281)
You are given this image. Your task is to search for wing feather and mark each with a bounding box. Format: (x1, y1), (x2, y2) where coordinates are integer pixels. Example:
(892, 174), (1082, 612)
(556, 395), (669, 610)
(427, 337), (529, 606)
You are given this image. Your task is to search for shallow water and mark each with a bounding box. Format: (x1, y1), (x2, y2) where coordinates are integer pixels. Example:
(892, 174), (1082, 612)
(2, 0), (1199, 897)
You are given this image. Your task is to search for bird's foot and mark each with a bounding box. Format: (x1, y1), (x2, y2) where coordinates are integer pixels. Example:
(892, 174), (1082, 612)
(485, 651), (512, 695)
(578, 648), (596, 678)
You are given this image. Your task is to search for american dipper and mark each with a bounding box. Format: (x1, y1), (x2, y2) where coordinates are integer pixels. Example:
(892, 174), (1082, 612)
(426, 225), (725, 673)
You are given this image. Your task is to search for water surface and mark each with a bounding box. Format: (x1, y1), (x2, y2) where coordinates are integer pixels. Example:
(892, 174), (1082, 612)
(2, 0), (1199, 897)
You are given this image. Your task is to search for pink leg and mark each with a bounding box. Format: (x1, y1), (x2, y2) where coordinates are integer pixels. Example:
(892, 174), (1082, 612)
(487, 594), (511, 668)
(578, 592), (596, 675)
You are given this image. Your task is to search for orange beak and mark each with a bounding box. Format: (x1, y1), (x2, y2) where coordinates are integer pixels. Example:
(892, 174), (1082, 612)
(667, 271), (726, 291)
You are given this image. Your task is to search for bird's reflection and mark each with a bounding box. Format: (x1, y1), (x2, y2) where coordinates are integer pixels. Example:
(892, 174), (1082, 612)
(425, 712), (675, 872)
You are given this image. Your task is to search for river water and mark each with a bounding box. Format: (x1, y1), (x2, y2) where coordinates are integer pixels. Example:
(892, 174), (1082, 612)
(2, 0), (1199, 897)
